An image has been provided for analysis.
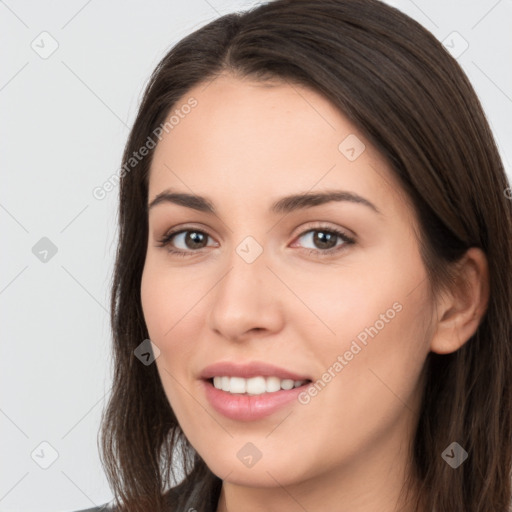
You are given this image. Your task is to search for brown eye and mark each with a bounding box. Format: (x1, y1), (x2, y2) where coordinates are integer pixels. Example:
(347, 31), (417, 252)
(295, 228), (354, 254)
(179, 231), (209, 250)
(311, 230), (338, 250)
(157, 229), (215, 255)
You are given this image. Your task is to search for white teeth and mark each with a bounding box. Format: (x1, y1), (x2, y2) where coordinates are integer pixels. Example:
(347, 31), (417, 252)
(246, 376), (266, 394)
(221, 376), (230, 392)
(281, 379), (294, 390)
(265, 376), (281, 393)
(230, 376), (247, 394)
(211, 376), (308, 394)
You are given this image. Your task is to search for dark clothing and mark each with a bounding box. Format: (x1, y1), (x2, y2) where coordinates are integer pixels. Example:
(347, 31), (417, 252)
(70, 473), (222, 512)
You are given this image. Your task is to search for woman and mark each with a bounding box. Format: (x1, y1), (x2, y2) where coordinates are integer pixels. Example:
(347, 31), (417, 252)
(80, 0), (512, 510)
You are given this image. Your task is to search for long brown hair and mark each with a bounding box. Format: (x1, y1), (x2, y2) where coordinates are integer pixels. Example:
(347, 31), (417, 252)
(98, 1), (512, 510)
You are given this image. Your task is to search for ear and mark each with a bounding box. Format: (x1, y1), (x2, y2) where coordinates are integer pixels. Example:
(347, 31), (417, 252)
(430, 247), (490, 354)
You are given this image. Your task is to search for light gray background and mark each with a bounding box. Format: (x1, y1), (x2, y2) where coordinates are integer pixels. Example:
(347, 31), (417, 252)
(1, 1), (511, 511)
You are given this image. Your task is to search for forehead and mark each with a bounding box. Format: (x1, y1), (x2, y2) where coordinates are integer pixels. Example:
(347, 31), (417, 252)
(148, 73), (412, 222)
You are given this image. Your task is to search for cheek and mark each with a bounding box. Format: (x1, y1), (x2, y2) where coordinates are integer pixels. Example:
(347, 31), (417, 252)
(286, 259), (423, 354)
(141, 267), (172, 342)
(141, 262), (199, 415)
(140, 258), (209, 384)
(298, 241), (432, 414)
(140, 256), (203, 340)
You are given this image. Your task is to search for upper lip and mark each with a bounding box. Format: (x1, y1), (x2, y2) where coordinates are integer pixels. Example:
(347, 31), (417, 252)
(200, 361), (311, 381)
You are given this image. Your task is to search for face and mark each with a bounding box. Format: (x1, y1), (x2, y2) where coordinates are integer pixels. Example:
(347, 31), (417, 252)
(141, 74), (434, 494)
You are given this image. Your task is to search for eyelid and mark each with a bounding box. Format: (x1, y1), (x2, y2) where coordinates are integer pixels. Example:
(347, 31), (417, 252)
(290, 221), (355, 240)
(158, 221), (215, 238)
(157, 223), (218, 247)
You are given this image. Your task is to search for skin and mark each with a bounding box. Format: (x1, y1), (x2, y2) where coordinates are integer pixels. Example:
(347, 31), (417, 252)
(140, 73), (489, 512)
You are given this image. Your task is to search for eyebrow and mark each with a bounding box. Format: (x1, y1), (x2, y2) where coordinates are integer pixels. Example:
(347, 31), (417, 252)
(147, 189), (381, 215)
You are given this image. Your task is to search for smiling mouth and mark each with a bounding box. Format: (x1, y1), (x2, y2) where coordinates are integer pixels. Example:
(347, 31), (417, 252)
(206, 376), (313, 395)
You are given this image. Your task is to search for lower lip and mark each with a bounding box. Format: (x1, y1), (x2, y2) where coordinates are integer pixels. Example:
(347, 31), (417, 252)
(202, 379), (310, 422)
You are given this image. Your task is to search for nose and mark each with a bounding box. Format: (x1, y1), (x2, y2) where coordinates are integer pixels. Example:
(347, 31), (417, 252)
(207, 241), (285, 342)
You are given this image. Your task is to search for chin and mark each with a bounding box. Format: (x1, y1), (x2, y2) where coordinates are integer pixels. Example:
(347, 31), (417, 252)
(201, 447), (312, 488)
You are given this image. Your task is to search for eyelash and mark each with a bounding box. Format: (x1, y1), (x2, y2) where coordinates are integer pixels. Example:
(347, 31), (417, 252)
(156, 225), (355, 259)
